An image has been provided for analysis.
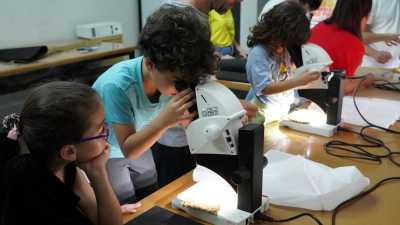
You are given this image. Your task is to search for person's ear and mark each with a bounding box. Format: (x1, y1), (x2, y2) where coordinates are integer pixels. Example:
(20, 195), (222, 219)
(144, 58), (155, 72)
(59, 145), (77, 161)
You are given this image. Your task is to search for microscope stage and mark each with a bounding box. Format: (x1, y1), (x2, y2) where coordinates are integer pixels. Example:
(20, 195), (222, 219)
(280, 119), (337, 137)
(172, 197), (269, 225)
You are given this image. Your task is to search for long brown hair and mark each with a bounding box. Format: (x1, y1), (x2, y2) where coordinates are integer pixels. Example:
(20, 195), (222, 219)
(325, 0), (372, 38)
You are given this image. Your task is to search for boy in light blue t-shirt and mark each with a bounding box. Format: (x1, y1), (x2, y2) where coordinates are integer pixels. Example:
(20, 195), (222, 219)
(93, 5), (217, 204)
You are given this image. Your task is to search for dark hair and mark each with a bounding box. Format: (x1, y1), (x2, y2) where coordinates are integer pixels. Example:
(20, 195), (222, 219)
(248, 1), (310, 53)
(0, 81), (100, 163)
(138, 5), (217, 85)
(299, 0), (322, 11)
(325, 0), (372, 38)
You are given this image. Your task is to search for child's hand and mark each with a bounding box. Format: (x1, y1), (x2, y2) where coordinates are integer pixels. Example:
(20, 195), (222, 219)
(239, 100), (258, 121)
(372, 50), (392, 64)
(178, 110), (193, 128)
(158, 89), (196, 129)
(237, 47), (248, 59)
(221, 55), (235, 60)
(384, 34), (400, 46)
(362, 73), (375, 88)
(296, 71), (320, 86)
(121, 202), (142, 214)
(77, 145), (110, 179)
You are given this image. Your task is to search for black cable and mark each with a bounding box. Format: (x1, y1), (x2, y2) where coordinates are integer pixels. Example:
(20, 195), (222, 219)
(351, 76), (400, 134)
(255, 211), (323, 225)
(256, 177), (400, 225)
(324, 75), (400, 166)
(353, 77), (400, 165)
(331, 177), (400, 225)
(324, 125), (400, 166)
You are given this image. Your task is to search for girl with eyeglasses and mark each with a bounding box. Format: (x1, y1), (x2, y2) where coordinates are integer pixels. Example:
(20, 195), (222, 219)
(0, 81), (122, 225)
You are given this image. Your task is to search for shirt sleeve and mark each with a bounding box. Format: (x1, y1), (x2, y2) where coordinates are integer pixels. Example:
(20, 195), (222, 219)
(246, 47), (274, 97)
(101, 83), (134, 124)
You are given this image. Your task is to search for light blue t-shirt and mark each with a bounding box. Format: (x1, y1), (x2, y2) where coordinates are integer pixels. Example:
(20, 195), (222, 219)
(245, 45), (295, 116)
(93, 56), (187, 159)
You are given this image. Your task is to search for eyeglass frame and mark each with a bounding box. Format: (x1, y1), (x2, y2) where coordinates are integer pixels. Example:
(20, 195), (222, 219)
(78, 123), (110, 143)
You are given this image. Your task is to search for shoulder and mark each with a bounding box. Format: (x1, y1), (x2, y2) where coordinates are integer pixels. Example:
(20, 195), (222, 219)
(311, 22), (331, 35)
(93, 57), (142, 93)
(4, 154), (35, 177)
(248, 45), (272, 64)
(312, 23), (363, 48)
(334, 27), (364, 52)
(249, 45), (268, 57)
(2, 154), (39, 196)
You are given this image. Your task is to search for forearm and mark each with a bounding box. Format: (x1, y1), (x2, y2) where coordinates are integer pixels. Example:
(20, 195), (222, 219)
(90, 169), (122, 225)
(234, 41), (247, 54)
(122, 118), (167, 159)
(234, 40), (241, 50)
(363, 32), (397, 44)
(343, 79), (365, 95)
(261, 79), (301, 95)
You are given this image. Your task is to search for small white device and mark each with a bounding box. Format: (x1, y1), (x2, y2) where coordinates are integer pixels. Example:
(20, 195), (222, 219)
(75, 22), (122, 39)
(295, 43), (333, 77)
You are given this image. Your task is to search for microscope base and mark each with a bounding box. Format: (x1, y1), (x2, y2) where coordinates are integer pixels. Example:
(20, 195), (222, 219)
(280, 119), (338, 137)
(172, 197), (269, 225)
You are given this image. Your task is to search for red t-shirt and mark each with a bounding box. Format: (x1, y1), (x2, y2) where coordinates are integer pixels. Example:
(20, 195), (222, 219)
(309, 22), (365, 77)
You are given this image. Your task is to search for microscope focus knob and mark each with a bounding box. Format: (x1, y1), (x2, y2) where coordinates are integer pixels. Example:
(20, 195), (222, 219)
(263, 156), (268, 168)
(231, 168), (251, 185)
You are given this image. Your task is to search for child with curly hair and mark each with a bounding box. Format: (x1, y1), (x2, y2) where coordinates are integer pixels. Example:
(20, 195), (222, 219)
(246, 1), (320, 124)
(92, 5), (217, 204)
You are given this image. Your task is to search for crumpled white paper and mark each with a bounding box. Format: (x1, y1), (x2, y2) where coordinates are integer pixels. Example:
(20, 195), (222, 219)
(263, 150), (370, 211)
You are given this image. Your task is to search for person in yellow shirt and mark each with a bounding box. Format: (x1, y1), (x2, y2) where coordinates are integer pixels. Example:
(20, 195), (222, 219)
(209, 9), (247, 59)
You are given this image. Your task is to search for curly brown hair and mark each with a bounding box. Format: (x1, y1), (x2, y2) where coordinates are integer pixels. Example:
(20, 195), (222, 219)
(300, 0), (322, 11)
(248, 1), (310, 54)
(138, 5), (217, 85)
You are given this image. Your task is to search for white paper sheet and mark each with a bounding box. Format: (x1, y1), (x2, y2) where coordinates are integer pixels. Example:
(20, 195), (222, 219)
(263, 150), (370, 211)
(341, 96), (400, 128)
(362, 43), (400, 69)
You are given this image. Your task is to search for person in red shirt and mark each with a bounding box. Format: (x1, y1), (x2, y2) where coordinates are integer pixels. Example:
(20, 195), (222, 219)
(309, 0), (375, 95)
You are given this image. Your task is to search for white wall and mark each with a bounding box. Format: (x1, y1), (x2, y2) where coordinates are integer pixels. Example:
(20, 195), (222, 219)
(140, 0), (165, 29)
(0, 0), (139, 49)
(240, 0), (259, 50)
